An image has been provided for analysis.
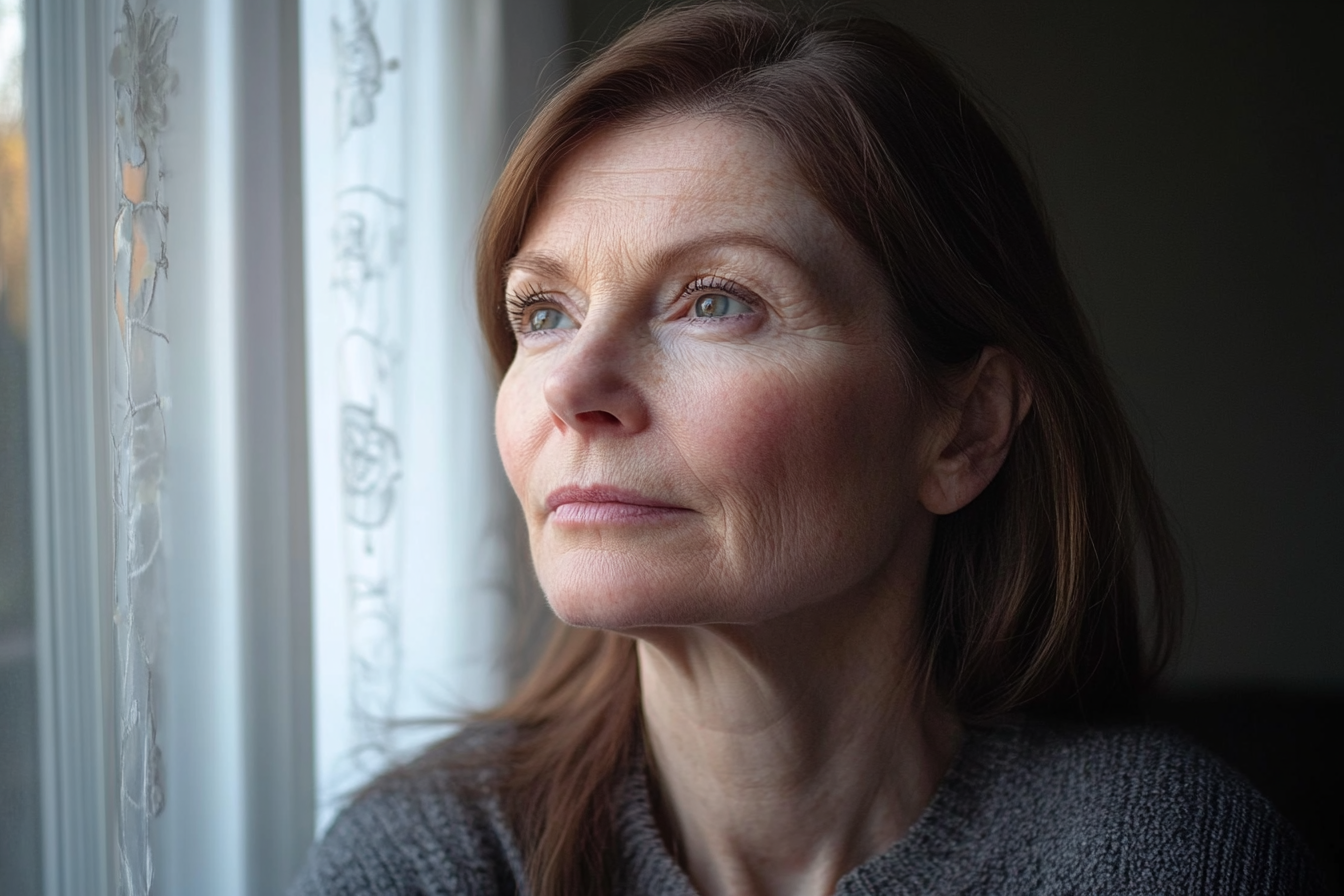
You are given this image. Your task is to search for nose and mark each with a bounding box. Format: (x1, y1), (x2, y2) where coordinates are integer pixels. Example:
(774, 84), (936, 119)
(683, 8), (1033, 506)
(542, 323), (650, 435)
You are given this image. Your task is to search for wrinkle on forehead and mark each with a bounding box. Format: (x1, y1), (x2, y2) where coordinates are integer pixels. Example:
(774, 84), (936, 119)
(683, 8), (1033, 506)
(506, 115), (848, 292)
(507, 231), (809, 289)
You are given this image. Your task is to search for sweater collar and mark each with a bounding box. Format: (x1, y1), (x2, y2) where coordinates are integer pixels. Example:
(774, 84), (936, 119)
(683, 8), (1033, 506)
(614, 724), (1018, 896)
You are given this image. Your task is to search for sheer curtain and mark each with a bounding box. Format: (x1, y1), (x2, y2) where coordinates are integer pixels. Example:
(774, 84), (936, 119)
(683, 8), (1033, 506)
(24, 0), (564, 893)
(299, 0), (526, 832)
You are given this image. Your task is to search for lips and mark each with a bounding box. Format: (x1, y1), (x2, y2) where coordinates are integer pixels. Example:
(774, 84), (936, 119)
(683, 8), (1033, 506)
(545, 485), (689, 524)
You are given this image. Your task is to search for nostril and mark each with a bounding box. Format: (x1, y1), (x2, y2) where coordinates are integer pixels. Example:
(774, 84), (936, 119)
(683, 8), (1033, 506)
(542, 347), (648, 432)
(574, 410), (621, 426)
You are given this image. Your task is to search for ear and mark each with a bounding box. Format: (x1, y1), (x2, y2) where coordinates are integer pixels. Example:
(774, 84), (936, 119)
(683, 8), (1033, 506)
(918, 347), (1033, 516)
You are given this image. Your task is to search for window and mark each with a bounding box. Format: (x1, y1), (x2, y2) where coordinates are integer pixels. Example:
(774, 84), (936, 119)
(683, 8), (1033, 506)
(0, 2), (39, 893)
(16, 0), (565, 892)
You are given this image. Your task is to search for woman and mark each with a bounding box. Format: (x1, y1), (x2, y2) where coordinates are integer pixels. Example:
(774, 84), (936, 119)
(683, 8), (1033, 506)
(293, 3), (1323, 894)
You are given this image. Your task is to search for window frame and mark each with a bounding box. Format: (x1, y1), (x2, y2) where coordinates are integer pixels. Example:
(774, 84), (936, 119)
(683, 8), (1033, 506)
(28, 0), (118, 893)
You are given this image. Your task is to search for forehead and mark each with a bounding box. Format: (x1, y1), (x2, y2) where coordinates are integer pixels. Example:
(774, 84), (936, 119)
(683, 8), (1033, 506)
(512, 115), (848, 280)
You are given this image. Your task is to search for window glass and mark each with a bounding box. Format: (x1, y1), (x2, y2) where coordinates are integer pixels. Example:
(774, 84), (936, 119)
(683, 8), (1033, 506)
(0, 0), (39, 893)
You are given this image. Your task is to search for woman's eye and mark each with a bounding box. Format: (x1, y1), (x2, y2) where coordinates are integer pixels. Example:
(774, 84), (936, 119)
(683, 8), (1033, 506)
(691, 293), (753, 319)
(527, 307), (575, 332)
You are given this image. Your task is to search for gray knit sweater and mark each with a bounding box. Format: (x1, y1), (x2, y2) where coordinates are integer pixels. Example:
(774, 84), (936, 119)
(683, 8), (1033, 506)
(290, 721), (1326, 895)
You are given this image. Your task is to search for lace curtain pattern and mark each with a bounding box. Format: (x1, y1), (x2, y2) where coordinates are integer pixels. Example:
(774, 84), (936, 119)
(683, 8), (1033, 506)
(304, 0), (514, 829)
(109, 1), (176, 893)
(332, 0), (407, 764)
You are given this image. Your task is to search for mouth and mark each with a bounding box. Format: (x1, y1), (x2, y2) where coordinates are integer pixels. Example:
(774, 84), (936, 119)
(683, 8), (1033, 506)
(545, 485), (691, 525)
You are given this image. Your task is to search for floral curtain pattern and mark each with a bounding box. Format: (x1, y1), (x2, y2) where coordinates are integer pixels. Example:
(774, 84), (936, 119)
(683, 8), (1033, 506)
(303, 0), (515, 830)
(331, 0), (407, 770)
(108, 1), (177, 893)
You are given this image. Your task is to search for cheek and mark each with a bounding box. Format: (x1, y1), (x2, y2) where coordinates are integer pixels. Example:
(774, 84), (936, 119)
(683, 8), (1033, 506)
(670, 379), (790, 466)
(669, 354), (896, 490)
(663, 349), (915, 567)
(494, 364), (546, 500)
(653, 352), (918, 619)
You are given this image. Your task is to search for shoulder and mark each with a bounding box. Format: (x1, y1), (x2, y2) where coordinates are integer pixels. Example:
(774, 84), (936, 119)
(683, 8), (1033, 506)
(287, 723), (525, 896)
(960, 720), (1327, 894)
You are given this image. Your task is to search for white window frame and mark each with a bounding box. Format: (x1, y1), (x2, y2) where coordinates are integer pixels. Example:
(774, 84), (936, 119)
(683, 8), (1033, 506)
(29, 0), (117, 893)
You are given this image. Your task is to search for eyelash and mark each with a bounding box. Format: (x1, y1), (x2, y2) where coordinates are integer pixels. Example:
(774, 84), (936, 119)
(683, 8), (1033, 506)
(504, 275), (759, 334)
(680, 276), (758, 315)
(504, 285), (555, 332)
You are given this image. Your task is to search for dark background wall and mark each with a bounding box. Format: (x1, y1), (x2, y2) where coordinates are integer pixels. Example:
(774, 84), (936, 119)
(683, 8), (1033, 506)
(564, 0), (1344, 688)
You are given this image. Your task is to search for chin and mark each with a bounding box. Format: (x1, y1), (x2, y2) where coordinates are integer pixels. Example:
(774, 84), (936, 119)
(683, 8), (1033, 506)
(538, 550), (750, 630)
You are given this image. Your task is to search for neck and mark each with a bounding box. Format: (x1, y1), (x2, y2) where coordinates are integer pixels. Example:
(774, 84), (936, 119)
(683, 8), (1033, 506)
(635, 583), (961, 896)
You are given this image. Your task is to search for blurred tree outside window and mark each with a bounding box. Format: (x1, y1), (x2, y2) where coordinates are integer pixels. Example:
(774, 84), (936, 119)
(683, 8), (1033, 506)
(0, 0), (39, 893)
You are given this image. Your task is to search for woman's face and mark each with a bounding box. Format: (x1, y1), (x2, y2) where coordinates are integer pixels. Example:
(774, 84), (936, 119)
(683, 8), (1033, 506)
(495, 115), (939, 630)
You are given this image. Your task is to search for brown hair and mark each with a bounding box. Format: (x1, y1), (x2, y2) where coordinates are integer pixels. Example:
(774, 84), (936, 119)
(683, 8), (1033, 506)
(467, 2), (1183, 893)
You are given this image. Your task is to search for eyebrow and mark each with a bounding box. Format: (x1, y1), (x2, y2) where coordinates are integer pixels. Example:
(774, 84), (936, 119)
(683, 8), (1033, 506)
(502, 231), (809, 284)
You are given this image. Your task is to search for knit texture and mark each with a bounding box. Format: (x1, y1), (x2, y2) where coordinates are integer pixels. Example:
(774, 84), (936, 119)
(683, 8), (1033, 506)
(290, 721), (1327, 895)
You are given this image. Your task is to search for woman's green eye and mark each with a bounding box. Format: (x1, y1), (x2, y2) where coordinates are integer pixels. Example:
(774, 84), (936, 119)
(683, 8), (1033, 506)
(692, 293), (752, 319)
(528, 307), (574, 331)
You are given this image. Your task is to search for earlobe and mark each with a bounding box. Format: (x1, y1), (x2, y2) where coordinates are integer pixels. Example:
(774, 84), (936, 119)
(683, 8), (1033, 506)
(918, 348), (1033, 516)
